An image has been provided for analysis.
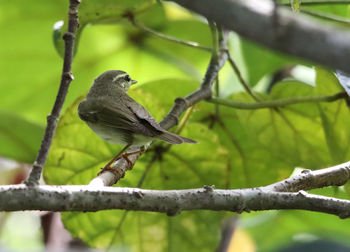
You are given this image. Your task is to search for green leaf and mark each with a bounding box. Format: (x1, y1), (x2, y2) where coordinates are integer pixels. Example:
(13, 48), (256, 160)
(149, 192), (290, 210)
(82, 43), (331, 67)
(200, 80), (336, 188)
(315, 67), (350, 164)
(53, 0), (166, 57)
(245, 188), (350, 251)
(240, 39), (297, 86)
(0, 111), (44, 163)
(44, 79), (229, 250)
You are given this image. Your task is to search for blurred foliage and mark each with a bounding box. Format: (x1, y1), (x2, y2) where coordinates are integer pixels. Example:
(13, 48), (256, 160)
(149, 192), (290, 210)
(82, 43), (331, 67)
(2, 0), (350, 251)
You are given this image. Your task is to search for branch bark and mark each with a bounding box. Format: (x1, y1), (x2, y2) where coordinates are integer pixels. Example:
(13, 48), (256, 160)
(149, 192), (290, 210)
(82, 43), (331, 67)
(25, 0), (81, 186)
(1, 185), (350, 219)
(167, 0), (350, 73)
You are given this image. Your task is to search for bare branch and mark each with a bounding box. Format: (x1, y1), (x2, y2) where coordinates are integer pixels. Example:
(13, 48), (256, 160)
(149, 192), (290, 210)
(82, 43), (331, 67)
(167, 0), (350, 73)
(1, 185), (350, 218)
(25, 0), (81, 186)
(264, 161), (350, 192)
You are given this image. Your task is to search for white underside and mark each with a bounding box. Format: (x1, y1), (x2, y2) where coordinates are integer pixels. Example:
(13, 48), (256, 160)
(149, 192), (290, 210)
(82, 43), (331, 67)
(87, 122), (152, 146)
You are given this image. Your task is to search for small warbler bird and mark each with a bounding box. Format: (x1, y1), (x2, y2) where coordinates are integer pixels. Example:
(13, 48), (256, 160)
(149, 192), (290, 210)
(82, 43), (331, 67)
(78, 70), (197, 173)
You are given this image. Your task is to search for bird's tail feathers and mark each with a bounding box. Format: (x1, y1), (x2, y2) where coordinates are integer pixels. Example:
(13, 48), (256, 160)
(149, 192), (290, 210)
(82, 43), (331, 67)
(157, 131), (197, 145)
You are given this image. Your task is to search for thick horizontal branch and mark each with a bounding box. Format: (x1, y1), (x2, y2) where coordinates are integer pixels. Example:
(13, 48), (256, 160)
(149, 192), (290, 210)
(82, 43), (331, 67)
(168, 0), (350, 72)
(1, 185), (350, 218)
(208, 92), (348, 110)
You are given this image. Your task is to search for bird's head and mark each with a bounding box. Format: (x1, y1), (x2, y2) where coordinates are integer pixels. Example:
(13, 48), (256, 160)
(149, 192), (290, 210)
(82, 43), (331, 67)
(92, 70), (137, 93)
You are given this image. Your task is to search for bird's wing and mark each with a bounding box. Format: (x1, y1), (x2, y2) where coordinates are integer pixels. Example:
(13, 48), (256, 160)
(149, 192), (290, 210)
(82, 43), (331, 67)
(97, 96), (164, 137)
(124, 95), (166, 136)
(79, 98), (136, 130)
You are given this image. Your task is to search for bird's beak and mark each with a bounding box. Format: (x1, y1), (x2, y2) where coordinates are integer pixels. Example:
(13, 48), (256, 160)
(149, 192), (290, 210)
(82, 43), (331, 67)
(131, 79), (137, 85)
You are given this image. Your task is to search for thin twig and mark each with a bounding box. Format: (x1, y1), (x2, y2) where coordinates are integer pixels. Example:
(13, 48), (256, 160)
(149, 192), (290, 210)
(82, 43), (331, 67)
(25, 0), (81, 186)
(226, 51), (261, 102)
(160, 30), (229, 130)
(207, 92), (348, 110)
(278, 0), (350, 6)
(129, 16), (212, 52)
(174, 106), (195, 135)
(300, 9), (350, 25)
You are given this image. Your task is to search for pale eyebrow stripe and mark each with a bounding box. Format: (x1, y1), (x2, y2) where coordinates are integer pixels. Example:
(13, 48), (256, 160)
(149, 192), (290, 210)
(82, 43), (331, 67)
(112, 73), (128, 82)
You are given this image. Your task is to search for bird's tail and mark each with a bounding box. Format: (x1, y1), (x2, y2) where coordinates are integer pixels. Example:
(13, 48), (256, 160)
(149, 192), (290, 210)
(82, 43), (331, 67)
(157, 131), (197, 144)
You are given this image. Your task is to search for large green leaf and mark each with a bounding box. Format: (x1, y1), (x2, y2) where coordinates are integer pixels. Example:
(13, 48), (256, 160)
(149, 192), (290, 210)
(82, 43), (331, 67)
(44, 79), (229, 250)
(244, 188), (350, 251)
(198, 80), (340, 188)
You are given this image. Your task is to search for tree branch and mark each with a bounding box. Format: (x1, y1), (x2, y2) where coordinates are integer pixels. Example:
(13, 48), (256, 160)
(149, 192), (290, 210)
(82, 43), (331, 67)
(1, 185), (350, 218)
(25, 0), (81, 186)
(264, 160), (350, 192)
(159, 30), (229, 129)
(207, 92), (348, 109)
(167, 0), (350, 73)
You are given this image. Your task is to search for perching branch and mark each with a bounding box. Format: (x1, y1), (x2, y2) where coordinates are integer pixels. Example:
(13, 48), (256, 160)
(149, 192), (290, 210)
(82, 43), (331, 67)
(25, 0), (81, 186)
(92, 27), (229, 186)
(167, 0), (350, 73)
(207, 92), (348, 110)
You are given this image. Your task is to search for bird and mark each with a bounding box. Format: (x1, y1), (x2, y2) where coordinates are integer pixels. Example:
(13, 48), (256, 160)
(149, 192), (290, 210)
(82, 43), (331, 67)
(78, 70), (197, 174)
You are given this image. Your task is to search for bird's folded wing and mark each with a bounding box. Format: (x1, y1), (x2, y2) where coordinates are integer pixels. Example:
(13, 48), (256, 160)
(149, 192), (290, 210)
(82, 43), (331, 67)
(97, 99), (164, 137)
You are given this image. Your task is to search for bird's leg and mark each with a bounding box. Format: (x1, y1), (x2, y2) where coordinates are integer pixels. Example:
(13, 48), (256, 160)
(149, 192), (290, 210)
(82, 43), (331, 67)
(98, 144), (131, 176)
(121, 146), (144, 170)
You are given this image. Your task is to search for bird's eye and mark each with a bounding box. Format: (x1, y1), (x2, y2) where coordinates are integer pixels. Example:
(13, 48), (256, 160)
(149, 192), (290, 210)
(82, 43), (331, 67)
(124, 75), (131, 82)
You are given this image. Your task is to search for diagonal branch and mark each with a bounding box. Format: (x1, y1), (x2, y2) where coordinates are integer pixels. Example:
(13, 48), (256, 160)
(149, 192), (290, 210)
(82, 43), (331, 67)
(167, 0), (350, 73)
(25, 0), (81, 186)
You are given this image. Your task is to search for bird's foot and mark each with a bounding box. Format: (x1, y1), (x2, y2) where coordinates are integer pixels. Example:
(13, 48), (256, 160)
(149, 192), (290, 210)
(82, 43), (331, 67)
(122, 150), (141, 170)
(97, 165), (123, 177)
